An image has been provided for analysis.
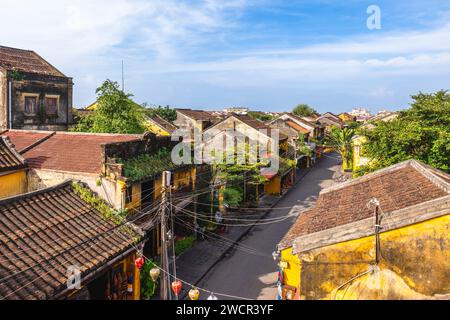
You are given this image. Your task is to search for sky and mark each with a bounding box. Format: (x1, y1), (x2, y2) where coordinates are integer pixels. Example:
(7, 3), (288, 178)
(1, 0), (450, 114)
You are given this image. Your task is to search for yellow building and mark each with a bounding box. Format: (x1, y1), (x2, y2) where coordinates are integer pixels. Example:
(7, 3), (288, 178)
(352, 135), (369, 172)
(277, 160), (450, 300)
(0, 136), (27, 199)
(338, 112), (356, 123)
(145, 115), (176, 137)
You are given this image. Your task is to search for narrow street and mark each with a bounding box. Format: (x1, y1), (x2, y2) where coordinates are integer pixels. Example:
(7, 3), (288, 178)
(197, 154), (341, 300)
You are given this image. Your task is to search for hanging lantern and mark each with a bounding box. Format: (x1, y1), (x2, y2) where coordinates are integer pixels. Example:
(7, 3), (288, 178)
(135, 256), (144, 270)
(171, 280), (182, 296)
(189, 287), (200, 301)
(149, 268), (160, 282)
(207, 293), (218, 300)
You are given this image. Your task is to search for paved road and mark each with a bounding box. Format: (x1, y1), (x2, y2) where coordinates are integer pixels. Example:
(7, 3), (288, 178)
(197, 154), (340, 300)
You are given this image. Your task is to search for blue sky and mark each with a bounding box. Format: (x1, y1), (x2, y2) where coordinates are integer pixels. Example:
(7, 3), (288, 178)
(1, 0), (450, 114)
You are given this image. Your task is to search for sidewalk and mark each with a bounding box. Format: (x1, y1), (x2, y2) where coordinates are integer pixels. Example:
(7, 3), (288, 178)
(174, 165), (313, 300)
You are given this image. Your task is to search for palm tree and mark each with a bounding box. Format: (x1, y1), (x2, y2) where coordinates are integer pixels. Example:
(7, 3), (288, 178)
(325, 127), (355, 171)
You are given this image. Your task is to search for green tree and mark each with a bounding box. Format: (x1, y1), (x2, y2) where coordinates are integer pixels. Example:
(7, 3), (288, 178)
(325, 127), (355, 171)
(72, 80), (146, 134)
(247, 111), (273, 122)
(358, 90), (450, 175)
(145, 105), (177, 123)
(292, 104), (318, 117)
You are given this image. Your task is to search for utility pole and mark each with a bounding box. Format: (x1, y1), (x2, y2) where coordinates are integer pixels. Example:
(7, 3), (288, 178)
(160, 171), (172, 300)
(371, 198), (382, 265)
(121, 60), (125, 92)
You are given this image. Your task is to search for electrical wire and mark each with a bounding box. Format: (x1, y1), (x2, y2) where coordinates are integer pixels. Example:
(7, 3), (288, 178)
(172, 204), (298, 227)
(128, 241), (254, 300)
(173, 216), (270, 258)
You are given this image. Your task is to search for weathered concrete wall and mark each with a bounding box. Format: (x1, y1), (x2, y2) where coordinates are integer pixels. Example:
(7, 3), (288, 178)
(27, 169), (121, 209)
(286, 214), (450, 300)
(102, 134), (174, 164)
(9, 72), (72, 130)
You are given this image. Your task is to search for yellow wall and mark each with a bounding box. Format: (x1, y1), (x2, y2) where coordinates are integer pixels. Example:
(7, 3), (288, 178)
(145, 121), (171, 137)
(264, 176), (280, 195)
(0, 170), (27, 199)
(352, 135), (369, 171)
(280, 214), (450, 300)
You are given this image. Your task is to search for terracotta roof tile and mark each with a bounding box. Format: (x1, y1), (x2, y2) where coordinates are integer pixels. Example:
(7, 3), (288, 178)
(176, 109), (216, 121)
(0, 45), (66, 77)
(0, 181), (140, 300)
(279, 160), (450, 249)
(147, 115), (176, 133)
(0, 137), (26, 172)
(0, 131), (53, 153)
(1, 131), (141, 174)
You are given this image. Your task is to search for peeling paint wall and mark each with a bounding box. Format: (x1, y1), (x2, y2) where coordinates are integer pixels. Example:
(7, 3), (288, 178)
(27, 169), (120, 208)
(281, 215), (450, 300)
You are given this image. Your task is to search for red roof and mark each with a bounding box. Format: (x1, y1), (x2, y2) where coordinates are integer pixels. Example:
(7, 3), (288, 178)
(0, 45), (66, 77)
(0, 130), (52, 152)
(0, 130), (141, 174)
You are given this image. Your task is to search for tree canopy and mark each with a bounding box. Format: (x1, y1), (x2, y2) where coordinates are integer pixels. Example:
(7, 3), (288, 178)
(247, 111), (273, 122)
(325, 127), (355, 171)
(145, 105), (177, 123)
(357, 90), (450, 175)
(72, 80), (146, 134)
(292, 104), (318, 117)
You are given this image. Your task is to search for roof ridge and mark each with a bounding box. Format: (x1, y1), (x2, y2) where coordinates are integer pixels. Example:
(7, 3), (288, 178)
(0, 136), (27, 165)
(6, 129), (143, 138)
(0, 44), (34, 52)
(409, 160), (450, 193)
(0, 180), (72, 206)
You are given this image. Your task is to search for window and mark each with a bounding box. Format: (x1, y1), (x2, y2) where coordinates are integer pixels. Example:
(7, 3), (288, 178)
(45, 96), (58, 115)
(24, 96), (38, 115)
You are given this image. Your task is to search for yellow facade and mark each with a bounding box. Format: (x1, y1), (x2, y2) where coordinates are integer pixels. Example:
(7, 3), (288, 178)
(280, 214), (450, 300)
(145, 121), (171, 137)
(338, 113), (354, 122)
(264, 176), (281, 195)
(0, 170), (27, 199)
(352, 135), (369, 171)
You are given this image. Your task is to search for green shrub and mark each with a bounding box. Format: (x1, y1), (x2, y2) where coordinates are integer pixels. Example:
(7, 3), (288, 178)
(175, 236), (196, 255)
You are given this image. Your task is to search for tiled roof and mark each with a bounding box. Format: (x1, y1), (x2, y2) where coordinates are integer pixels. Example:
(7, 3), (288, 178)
(176, 109), (216, 121)
(0, 130), (141, 174)
(0, 45), (66, 77)
(0, 181), (140, 300)
(147, 115), (176, 133)
(279, 160), (450, 250)
(286, 120), (310, 134)
(284, 113), (318, 129)
(0, 136), (26, 172)
(231, 114), (288, 141)
(0, 131), (53, 153)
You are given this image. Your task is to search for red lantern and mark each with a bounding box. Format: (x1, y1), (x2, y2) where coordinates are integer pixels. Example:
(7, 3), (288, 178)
(135, 256), (144, 270)
(171, 280), (182, 296)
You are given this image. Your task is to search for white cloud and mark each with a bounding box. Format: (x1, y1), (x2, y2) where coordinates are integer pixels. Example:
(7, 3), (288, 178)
(1, 1), (449, 111)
